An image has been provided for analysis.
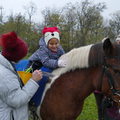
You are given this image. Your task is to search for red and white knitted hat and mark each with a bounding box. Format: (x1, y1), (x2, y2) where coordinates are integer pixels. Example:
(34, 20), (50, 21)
(42, 27), (60, 45)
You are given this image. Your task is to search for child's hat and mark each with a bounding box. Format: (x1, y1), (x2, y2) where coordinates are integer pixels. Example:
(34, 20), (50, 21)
(0, 32), (28, 62)
(42, 27), (60, 45)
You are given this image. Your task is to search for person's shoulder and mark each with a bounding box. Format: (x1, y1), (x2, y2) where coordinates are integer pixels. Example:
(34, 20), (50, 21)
(38, 45), (49, 54)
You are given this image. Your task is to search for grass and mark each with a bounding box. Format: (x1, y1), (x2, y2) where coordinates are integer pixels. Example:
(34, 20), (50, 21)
(77, 94), (98, 120)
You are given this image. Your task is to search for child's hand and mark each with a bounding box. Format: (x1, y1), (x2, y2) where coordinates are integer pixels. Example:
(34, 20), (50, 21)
(58, 59), (66, 67)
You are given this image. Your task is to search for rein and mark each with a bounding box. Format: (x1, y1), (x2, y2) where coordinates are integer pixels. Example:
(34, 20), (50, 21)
(104, 66), (120, 96)
(97, 57), (117, 94)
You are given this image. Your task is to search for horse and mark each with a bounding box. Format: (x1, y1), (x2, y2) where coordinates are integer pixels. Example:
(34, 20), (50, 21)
(38, 38), (120, 120)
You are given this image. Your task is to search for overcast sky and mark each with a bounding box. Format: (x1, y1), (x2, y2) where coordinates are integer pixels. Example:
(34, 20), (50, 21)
(0, 0), (120, 23)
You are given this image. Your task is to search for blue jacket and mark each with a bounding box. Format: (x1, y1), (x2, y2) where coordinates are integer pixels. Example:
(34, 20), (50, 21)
(29, 37), (65, 69)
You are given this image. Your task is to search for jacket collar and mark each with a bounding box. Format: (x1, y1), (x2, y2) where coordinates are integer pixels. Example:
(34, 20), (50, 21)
(0, 54), (15, 71)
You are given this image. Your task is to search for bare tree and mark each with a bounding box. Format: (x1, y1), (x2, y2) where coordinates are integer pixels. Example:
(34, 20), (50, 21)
(41, 8), (63, 27)
(60, 3), (78, 50)
(109, 11), (120, 38)
(24, 2), (37, 25)
(75, 0), (106, 45)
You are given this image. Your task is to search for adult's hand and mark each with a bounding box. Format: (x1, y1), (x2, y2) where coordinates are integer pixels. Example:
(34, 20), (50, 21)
(32, 70), (43, 82)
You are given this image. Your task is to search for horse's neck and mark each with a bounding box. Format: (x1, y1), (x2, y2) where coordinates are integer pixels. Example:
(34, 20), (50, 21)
(90, 66), (102, 90)
(91, 66), (109, 93)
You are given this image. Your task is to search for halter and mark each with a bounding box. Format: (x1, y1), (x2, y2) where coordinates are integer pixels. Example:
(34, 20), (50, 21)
(103, 56), (120, 105)
(98, 56), (120, 120)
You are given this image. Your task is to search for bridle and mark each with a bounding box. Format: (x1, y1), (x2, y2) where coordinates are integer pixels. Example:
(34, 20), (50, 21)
(102, 56), (120, 106)
(98, 56), (120, 120)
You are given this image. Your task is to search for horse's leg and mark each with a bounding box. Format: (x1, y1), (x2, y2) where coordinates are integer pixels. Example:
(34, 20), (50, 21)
(94, 92), (104, 120)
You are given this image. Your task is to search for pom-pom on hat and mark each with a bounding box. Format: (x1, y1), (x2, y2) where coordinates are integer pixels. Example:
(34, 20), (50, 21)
(0, 32), (28, 62)
(42, 27), (60, 45)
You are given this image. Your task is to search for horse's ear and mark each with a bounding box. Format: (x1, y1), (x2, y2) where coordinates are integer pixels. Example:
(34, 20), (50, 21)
(103, 38), (113, 56)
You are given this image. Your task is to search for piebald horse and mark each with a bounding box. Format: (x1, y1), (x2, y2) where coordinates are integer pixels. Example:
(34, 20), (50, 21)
(38, 38), (120, 120)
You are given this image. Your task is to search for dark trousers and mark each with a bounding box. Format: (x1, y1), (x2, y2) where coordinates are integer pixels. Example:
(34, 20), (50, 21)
(30, 67), (53, 107)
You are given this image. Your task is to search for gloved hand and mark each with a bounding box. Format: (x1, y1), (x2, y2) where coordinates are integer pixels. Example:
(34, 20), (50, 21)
(58, 59), (66, 67)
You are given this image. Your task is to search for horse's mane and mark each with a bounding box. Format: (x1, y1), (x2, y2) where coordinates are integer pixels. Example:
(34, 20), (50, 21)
(52, 42), (104, 78)
(89, 43), (104, 67)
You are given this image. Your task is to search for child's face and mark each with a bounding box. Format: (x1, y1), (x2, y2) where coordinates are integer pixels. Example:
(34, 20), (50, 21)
(48, 38), (59, 52)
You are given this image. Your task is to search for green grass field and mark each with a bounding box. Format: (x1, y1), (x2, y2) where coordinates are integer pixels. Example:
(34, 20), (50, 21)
(77, 94), (98, 120)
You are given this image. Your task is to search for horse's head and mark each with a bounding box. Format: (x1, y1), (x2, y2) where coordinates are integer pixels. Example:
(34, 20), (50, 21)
(103, 38), (120, 106)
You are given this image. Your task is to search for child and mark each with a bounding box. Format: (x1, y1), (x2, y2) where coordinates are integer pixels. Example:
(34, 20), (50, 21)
(27, 26), (66, 71)
(28, 27), (66, 107)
